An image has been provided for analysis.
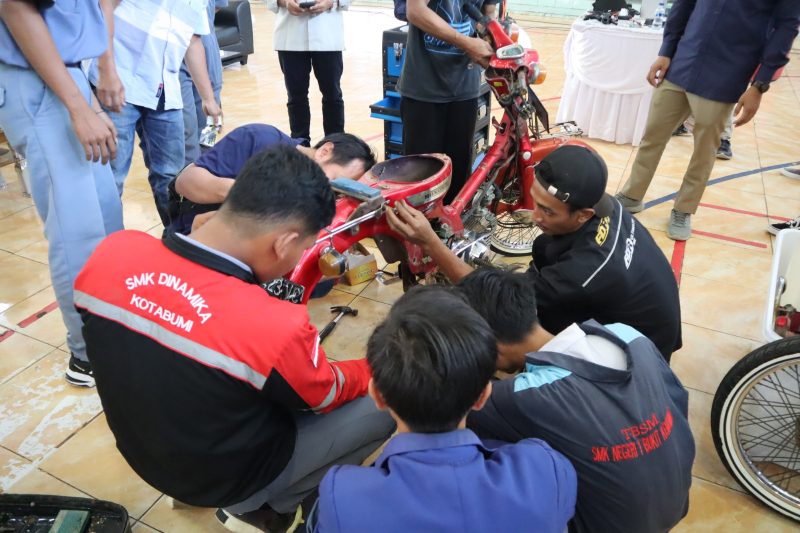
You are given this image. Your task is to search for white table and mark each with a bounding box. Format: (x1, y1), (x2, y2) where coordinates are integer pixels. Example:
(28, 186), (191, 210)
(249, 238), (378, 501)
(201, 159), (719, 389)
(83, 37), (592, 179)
(555, 19), (664, 147)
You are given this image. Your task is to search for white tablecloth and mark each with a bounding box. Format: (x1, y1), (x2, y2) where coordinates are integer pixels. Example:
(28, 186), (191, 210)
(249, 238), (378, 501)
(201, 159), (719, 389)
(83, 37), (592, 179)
(555, 19), (664, 146)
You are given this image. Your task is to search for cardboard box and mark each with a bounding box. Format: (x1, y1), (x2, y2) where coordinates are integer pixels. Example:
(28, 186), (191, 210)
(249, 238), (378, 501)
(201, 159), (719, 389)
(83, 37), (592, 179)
(344, 244), (378, 286)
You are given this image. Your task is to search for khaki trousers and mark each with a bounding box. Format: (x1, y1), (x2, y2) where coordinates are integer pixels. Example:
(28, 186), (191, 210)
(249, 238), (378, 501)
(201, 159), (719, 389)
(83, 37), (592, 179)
(620, 80), (735, 214)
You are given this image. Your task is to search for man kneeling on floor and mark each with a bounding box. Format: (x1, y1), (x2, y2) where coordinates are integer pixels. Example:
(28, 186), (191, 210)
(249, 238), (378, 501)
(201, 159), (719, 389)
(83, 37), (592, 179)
(386, 145), (682, 362)
(307, 286), (577, 532)
(74, 145), (396, 533)
(459, 268), (695, 533)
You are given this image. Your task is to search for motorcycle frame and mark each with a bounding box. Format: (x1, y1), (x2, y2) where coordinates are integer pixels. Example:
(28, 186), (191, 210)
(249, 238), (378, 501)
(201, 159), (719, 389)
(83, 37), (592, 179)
(289, 13), (587, 303)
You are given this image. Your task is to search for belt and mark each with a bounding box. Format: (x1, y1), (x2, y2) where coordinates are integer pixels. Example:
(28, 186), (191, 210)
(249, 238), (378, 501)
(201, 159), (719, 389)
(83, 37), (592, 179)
(65, 62), (81, 69)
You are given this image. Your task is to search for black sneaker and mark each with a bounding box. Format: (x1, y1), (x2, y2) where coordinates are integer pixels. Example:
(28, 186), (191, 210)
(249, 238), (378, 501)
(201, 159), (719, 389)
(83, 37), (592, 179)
(215, 506), (302, 533)
(716, 139), (732, 160)
(672, 124), (689, 136)
(65, 354), (95, 388)
(768, 217), (800, 236)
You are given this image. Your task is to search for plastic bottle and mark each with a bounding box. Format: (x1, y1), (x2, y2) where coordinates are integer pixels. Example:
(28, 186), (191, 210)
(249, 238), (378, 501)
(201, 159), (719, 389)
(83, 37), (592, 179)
(199, 116), (222, 149)
(652, 1), (666, 29)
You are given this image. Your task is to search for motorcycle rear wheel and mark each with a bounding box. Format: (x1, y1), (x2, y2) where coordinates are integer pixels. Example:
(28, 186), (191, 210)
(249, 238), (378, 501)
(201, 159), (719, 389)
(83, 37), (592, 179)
(711, 336), (800, 522)
(490, 212), (540, 257)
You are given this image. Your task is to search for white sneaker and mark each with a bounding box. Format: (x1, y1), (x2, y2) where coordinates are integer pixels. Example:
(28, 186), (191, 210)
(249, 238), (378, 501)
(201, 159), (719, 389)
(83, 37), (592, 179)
(781, 166), (800, 179)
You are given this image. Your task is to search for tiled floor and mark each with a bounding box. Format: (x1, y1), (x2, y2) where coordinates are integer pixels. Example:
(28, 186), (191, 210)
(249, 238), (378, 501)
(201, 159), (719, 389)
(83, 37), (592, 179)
(1, 5), (799, 531)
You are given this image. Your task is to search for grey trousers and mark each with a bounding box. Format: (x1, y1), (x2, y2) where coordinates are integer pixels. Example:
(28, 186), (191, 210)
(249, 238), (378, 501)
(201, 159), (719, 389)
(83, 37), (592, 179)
(225, 395), (395, 515)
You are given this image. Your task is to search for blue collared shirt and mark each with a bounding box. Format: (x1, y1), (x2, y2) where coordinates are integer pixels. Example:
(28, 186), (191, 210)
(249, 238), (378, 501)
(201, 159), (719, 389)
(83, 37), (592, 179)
(0, 0), (108, 68)
(660, 0), (800, 103)
(312, 429), (577, 533)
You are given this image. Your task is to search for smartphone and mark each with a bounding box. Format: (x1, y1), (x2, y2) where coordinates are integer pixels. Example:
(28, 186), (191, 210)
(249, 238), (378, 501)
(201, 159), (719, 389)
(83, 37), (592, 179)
(299, 0), (316, 8)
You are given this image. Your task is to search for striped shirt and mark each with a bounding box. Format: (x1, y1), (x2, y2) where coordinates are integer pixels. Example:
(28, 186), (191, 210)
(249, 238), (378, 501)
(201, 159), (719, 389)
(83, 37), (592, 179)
(91, 0), (209, 110)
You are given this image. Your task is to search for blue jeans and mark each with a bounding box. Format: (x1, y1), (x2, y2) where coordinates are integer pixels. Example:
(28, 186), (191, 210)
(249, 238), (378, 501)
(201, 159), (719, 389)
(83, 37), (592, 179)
(180, 65), (222, 165)
(0, 64), (124, 362)
(108, 99), (185, 227)
(180, 0), (224, 165)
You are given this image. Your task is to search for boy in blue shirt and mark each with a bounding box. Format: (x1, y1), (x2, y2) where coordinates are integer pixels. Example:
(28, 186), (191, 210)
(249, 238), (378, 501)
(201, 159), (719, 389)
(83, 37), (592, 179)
(309, 286), (577, 533)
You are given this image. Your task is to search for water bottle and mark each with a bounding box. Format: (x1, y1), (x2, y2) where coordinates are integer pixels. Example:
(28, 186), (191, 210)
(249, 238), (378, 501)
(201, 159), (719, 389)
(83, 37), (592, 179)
(652, 1), (666, 29)
(199, 116), (222, 149)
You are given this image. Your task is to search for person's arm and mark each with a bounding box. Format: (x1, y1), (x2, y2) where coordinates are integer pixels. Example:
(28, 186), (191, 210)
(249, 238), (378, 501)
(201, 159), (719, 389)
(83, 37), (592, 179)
(754, 1), (800, 83)
(184, 35), (222, 122)
(94, 0), (125, 112)
(175, 164), (234, 203)
(647, 0), (697, 87)
(263, 319), (371, 413)
(384, 200), (474, 283)
(658, 0), (696, 58)
(406, 0), (493, 67)
(734, 1), (800, 127)
(0, 0), (117, 163)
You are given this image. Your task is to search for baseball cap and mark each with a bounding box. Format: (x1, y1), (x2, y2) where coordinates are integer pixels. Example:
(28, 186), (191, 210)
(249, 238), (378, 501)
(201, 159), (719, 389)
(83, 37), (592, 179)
(534, 145), (613, 217)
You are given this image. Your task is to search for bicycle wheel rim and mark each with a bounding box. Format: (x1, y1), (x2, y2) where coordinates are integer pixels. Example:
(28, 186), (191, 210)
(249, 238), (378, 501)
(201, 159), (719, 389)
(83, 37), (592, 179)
(719, 352), (800, 518)
(490, 213), (540, 256)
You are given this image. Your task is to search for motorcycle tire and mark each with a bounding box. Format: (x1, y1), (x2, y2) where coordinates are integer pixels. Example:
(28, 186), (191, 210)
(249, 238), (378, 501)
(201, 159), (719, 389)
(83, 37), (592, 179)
(490, 213), (540, 257)
(711, 336), (800, 522)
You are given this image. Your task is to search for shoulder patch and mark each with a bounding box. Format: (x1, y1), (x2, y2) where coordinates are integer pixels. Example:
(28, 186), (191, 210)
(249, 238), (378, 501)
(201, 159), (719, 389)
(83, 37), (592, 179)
(514, 363), (572, 392)
(595, 216), (610, 246)
(605, 323), (644, 344)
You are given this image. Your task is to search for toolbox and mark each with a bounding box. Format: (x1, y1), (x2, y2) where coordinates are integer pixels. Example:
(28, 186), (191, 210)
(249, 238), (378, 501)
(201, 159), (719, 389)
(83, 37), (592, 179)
(370, 24), (492, 170)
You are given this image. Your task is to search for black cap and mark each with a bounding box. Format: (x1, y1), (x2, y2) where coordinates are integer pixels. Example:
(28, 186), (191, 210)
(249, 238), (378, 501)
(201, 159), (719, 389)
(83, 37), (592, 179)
(534, 145), (613, 217)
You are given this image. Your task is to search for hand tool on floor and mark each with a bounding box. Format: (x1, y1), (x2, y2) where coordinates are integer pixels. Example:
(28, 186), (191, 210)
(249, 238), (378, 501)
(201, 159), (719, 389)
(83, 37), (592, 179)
(319, 305), (358, 342)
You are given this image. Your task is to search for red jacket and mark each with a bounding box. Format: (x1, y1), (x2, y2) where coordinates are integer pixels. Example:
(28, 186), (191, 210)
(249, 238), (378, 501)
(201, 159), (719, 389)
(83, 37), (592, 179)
(74, 230), (370, 507)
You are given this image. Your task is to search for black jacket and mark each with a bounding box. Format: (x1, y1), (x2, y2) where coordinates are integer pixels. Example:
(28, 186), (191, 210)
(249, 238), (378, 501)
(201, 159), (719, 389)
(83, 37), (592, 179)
(529, 199), (682, 360)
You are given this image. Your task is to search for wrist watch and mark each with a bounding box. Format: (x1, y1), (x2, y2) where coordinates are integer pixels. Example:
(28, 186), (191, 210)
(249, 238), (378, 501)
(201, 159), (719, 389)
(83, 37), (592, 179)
(751, 80), (770, 94)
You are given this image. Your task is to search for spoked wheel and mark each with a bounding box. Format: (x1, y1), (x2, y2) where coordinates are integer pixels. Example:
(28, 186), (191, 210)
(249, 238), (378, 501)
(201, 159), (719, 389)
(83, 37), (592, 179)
(711, 336), (800, 521)
(490, 212), (541, 257)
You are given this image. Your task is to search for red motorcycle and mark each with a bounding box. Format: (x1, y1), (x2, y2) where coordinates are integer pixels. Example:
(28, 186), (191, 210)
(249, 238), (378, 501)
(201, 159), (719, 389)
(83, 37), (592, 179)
(280, 5), (588, 304)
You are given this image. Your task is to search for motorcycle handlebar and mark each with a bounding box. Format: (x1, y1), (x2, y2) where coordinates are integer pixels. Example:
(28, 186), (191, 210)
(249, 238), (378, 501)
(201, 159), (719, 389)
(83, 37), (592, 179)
(463, 1), (488, 25)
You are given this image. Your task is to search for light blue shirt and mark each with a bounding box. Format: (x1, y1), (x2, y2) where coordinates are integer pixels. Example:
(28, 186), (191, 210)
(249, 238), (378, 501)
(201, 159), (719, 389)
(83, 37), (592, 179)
(90, 0), (209, 110)
(0, 0), (108, 68)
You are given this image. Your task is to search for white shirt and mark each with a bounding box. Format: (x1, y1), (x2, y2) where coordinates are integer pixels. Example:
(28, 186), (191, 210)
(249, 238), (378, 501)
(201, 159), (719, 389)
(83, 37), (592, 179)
(266, 0), (350, 52)
(91, 0), (209, 110)
(540, 323), (628, 371)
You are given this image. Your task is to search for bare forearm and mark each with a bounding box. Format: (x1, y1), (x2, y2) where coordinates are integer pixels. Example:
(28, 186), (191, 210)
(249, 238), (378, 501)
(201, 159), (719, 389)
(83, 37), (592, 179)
(175, 165), (233, 203)
(96, 0), (118, 74)
(184, 35), (215, 102)
(423, 238), (474, 283)
(0, 1), (87, 113)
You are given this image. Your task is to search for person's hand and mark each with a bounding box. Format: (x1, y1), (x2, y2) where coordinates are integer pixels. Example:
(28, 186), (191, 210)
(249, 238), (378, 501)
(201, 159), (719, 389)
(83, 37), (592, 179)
(69, 104), (118, 164)
(202, 98), (223, 125)
(308, 0), (332, 15)
(285, 0), (306, 16)
(733, 85), (762, 127)
(95, 69), (126, 113)
(385, 200), (439, 247)
(191, 210), (217, 233)
(463, 37), (493, 68)
(647, 56), (671, 87)
(96, 110), (118, 142)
